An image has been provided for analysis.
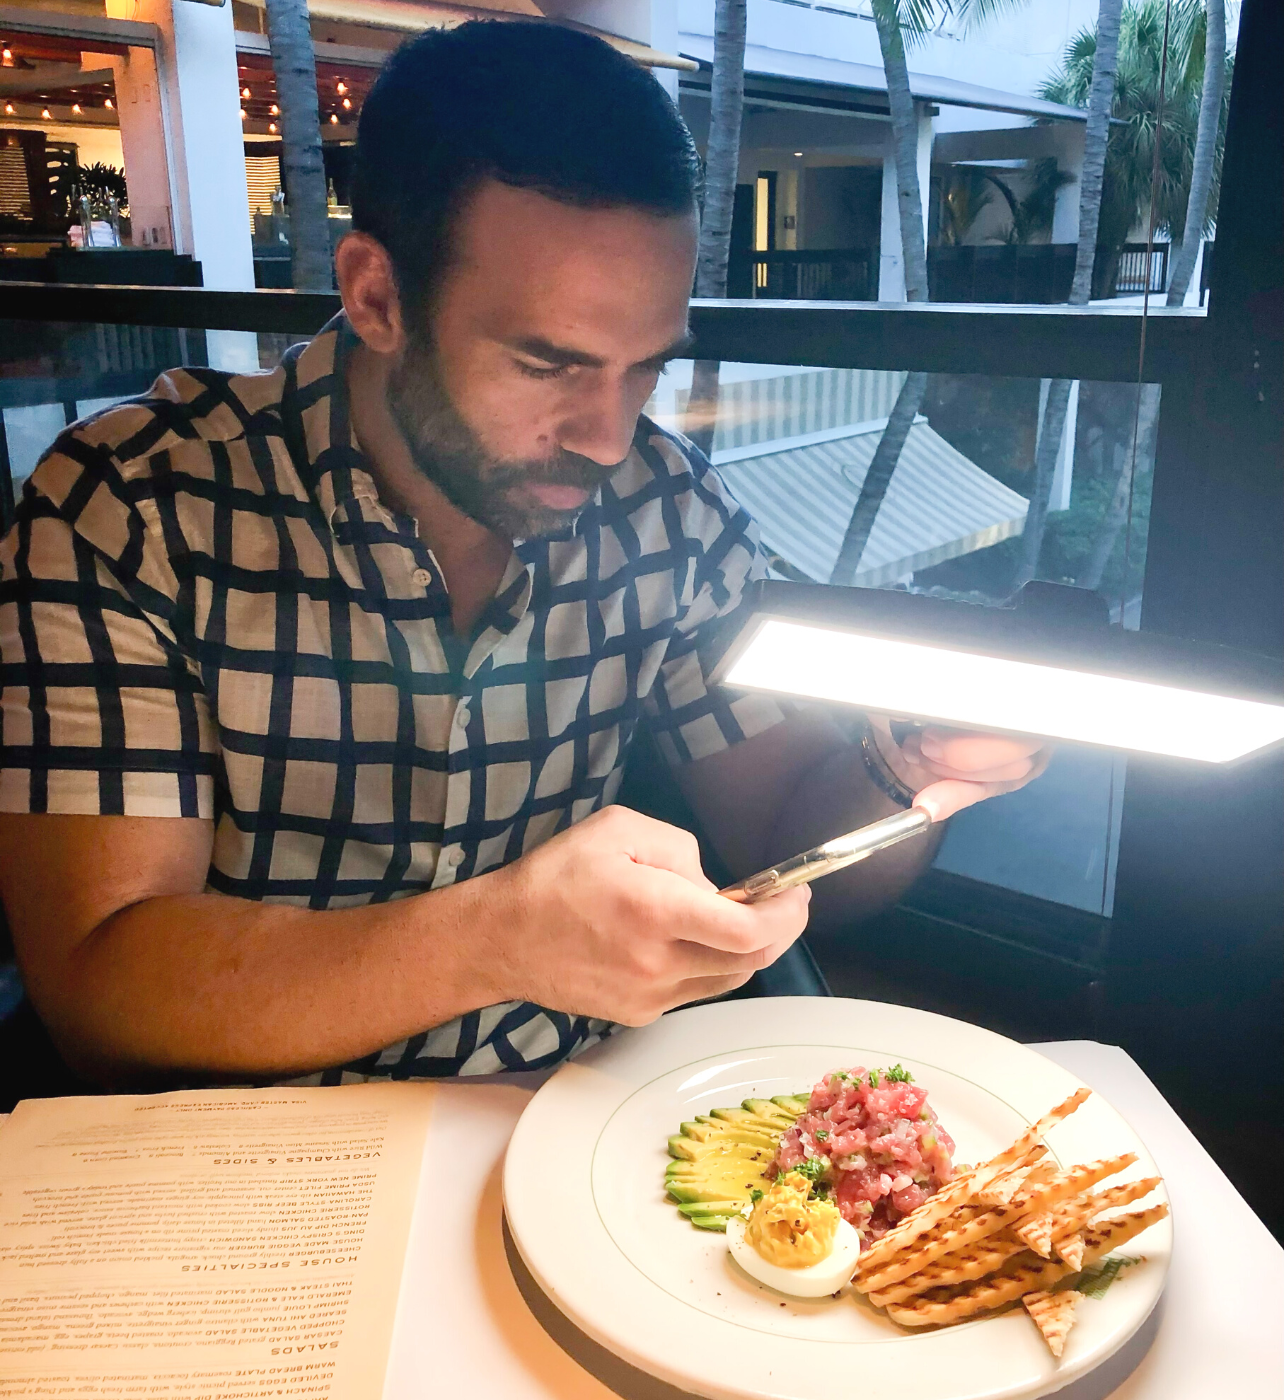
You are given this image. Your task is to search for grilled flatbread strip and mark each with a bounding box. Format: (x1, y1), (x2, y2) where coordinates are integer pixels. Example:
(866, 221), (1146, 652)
(1013, 1164), (1150, 1257)
(866, 1235), (1028, 1306)
(1055, 1233), (1085, 1271)
(1024, 1290), (1081, 1358)
(1049, 1176), (1162, 1239)
(857, 1088), (1092, 1274)
(884, 1203), (1168, 1328)
(976, 1147), (1049, 1206)
(856, 1152), (1136, 1292)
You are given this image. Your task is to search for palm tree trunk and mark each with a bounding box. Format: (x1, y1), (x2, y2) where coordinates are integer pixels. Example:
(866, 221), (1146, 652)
(1077, 382), (1161, 590)
(1017, 0), (1124, 591)
(1069, 0), (1124, 306)
(685, 0), (747, 457)
(829, 0), (929, 584)
(829, 371), (926, 584)
(1012, 376), (1073, 588)
(1166, 0), (1225, 305)
(264, 0), (332, 292)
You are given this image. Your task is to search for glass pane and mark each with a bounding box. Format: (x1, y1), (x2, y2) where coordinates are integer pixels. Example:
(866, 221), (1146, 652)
(677, 0), (1234, 307)
(648, 359), (1159, 915)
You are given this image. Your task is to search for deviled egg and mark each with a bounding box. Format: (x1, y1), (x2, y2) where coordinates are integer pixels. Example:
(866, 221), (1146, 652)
(727, 1170), (863, 1298)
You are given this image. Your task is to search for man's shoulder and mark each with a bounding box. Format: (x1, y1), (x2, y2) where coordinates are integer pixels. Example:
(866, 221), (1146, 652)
(24, 363), (293, 514)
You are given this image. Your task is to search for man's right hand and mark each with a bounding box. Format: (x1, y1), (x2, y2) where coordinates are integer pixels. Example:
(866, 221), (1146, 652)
(485, 805), (810, 1026)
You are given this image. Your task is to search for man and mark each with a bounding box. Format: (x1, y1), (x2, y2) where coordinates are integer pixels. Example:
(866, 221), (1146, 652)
(0, 24), (1045, 1085)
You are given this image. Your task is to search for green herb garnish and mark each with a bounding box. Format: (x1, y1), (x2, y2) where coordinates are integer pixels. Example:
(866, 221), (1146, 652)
(814, 1129), (829, 1141)
(885, 1064), (915, 1083)
(749, 1187), (764, 1204)
(867, 1069), (880, 1088)
(793, 1156), (829, 1183)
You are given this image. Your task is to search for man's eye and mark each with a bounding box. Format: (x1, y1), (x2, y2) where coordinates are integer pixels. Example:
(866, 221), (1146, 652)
(515, 360), (570, 381)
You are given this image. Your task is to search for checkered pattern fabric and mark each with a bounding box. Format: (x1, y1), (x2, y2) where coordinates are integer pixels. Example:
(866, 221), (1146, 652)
(0, 316), (784, 1079)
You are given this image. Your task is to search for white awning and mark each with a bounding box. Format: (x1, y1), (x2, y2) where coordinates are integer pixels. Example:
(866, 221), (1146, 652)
(237, 0), (697, 71)
(679, 36), (1088, 122)
(718, 420), (1029, 587)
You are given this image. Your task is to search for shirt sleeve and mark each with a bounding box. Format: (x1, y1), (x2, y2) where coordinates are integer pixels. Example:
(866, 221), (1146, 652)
(0, 427), (218, 819)
(639, 427), (788, 766)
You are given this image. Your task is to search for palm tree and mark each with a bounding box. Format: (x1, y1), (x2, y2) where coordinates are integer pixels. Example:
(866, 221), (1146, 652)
(1012, 0), (1123, 592)
(1167, 0), (1227, 303)
(831, 0), (1016, 586)
(685, 0), (747, 458)
(263, 0), (333, 292)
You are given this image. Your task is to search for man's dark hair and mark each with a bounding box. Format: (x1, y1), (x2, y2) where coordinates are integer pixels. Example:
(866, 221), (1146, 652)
(351, 21), (701, 311)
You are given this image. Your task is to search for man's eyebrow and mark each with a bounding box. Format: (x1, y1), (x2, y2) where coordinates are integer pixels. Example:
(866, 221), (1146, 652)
(506, 331), (695, 371)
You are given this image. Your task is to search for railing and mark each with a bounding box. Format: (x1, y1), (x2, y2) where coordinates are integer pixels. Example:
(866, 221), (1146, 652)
(1115, 242), (1170, 295)
(737, 249), (876, 302)
(927, 243), (1076, 305)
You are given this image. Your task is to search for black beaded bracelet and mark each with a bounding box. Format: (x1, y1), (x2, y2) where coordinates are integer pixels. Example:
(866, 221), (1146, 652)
(857, 724), (918, 809)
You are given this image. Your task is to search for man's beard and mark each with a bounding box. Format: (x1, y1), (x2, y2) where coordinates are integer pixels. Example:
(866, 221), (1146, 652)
(385, 329), (621, 539)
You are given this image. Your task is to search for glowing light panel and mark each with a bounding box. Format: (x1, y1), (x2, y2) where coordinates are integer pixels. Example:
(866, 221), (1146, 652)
(726, 620), (1284, 763)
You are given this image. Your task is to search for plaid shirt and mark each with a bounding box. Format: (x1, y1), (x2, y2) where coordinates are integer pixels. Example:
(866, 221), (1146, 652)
(0, 316), (783, 1079)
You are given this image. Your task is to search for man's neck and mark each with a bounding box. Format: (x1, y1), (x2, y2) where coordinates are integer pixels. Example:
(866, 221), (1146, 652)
(346, 340), (512, 637)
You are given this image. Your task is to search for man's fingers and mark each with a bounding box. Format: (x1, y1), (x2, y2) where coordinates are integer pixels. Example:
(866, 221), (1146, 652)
(595, 806), (716, 892)
(913, 776), (1029, 822)
(917, 729), (1046, 768)
(672, 917), (805, 977)
(659, 878), (811, 956)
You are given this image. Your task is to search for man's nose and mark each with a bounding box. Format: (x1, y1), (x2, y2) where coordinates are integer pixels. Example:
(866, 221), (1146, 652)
(557, 378), (640, 467)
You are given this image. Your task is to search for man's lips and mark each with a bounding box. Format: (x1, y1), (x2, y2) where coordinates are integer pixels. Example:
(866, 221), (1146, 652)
(526, 483), (593, 510)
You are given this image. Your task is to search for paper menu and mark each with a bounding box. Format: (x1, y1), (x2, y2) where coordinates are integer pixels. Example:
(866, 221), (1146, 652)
(0, 1082), (436, 1399)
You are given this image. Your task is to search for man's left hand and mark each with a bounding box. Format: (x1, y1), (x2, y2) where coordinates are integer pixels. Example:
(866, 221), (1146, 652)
(868, 717), (1052, 824)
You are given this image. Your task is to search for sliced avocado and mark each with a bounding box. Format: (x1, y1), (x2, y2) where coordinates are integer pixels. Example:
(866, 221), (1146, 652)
(681, 1119), (777, 1148)
(677, 1200), (742, 1218)
(772, 1094), (810, 1115)
(742, 1098), (796, 1125)
(665, 1091), (805, 1230)
(687, 1214), (730, 1232)
(708, 1106), (788, 1134)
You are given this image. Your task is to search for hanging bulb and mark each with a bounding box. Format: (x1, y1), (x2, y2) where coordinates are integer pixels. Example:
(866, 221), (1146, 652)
(341, 97), (351, 110)
(240, 108), (247, 121)
(3, 103), (14, 116)
(268, 122), (277, 134)
(241, 86), (251, 99)
(105, 97), (114, 110)
(329, 113), (338, 124)
(270, 103), (279, 116)
(41, 108), (51, 119)
(72, 103), (81, 114)
(336, 81), (347, 94)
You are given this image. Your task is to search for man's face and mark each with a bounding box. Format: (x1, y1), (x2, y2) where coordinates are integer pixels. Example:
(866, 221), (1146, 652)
(386, 179), (697, 538)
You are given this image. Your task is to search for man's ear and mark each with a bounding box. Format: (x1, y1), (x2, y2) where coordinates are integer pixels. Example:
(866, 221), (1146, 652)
(336, 232), (406, 356)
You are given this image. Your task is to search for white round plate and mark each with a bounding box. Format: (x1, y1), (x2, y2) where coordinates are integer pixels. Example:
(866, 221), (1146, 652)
(503, 997), (1171, 1400)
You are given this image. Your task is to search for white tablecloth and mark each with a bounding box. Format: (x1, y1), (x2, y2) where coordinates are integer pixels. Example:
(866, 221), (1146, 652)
(383, 1040), (1284, 1399)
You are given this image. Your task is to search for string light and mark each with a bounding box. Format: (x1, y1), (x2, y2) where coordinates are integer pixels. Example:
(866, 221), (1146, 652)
(1, 48), (12, 61)
(3, 103), (14, 116)
(241, 86), (251, 99)
(341, 97), (351, 110)
(336, 80), (347, 94)
(72, 103), (81, 114)
(41, 108), (51, 119)
(240, 108), (247, 121)
(105, 97), (113, 109)
(270, 103), (279, 115)
(268, 122), (277, 133)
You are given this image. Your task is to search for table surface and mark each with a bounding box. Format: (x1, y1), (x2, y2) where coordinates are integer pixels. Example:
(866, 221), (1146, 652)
(384, 1038), (1284, 1400)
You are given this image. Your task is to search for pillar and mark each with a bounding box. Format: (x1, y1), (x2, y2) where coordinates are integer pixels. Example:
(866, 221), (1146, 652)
(106, 0), (256, 369)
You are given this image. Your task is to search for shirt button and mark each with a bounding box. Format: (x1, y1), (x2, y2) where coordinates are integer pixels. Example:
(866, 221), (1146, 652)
(446, 847), (465, 868)
(455, 706), (471, 729)
(411, 567), (432, 586)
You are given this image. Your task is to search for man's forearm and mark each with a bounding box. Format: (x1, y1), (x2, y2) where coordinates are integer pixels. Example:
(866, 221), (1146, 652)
(767, 739), (942, 933)
(38, 878), (514, 1084)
